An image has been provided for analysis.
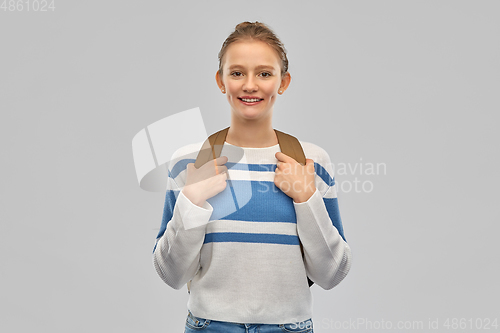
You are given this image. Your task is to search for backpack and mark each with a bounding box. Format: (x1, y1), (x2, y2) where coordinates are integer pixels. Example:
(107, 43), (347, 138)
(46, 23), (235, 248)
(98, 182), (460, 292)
(187, 126), (314, 293)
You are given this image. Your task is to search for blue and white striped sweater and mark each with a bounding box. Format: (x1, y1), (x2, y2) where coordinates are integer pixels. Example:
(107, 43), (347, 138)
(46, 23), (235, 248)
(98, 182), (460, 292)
(153, 141), (351, 324)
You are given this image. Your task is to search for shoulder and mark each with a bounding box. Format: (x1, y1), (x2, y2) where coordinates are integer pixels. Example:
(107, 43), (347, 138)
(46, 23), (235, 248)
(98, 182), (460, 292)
(298, 141), (332, 165)
(168, 141), (204, 170)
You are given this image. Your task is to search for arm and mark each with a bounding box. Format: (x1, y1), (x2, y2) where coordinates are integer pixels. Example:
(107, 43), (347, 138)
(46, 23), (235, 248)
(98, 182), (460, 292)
(152, 161), (213, 290)
(293, 152), (352, 290)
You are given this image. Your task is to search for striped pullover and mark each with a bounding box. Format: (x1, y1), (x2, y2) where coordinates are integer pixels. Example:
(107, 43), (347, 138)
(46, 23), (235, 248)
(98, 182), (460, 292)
(152, 140), (352, 324)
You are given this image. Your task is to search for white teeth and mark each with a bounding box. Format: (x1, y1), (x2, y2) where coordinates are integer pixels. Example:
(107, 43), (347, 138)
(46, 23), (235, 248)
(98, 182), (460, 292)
(241, 98), (261, 102)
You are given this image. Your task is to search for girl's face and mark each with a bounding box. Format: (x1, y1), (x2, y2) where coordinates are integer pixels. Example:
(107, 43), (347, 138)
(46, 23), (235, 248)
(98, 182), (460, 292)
(217, 40), (290, 123)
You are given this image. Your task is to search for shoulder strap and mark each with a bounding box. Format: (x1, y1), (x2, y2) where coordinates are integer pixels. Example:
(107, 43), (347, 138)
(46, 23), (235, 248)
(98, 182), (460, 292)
(188, 127), (314, 292)
(274, 129), (306, 166)
(194, 127), (306, 167)
(194, 127), (230, 169)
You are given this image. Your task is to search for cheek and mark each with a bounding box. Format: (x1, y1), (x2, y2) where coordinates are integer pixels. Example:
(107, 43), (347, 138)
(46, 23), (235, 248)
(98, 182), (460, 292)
(227, 87), (239, 98)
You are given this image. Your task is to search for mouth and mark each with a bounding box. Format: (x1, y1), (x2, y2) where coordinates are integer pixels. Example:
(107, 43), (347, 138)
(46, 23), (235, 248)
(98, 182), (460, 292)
(238, 97), (264, 105)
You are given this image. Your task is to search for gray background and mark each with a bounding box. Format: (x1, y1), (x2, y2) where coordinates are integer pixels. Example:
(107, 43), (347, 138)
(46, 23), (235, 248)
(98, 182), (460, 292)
(1, 1), (498, 332)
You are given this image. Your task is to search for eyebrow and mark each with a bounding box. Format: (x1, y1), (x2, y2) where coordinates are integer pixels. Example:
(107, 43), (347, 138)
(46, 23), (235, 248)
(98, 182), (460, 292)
(228, 65), (276, 71)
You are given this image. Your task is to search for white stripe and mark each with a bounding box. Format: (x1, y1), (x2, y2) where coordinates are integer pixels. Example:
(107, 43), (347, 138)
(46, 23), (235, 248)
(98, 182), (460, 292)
(206, 219), (298, 236)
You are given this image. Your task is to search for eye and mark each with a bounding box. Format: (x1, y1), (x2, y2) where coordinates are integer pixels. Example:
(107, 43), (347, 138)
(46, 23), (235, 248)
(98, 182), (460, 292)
(260, 72), (272, 78)
(230, 71), (242, 77)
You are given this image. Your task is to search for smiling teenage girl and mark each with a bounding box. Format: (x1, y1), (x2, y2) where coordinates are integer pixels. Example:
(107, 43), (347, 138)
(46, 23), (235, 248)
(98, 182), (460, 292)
(153, 21), (352, 333)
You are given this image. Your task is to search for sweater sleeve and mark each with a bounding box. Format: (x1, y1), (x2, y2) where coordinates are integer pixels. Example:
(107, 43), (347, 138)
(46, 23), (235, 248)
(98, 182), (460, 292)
(293, 150), (352, 290)
(152, 157), (214, 290)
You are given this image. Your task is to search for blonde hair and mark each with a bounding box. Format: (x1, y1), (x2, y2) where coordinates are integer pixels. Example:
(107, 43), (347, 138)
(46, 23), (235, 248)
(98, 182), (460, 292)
(218, 21), (289, 79)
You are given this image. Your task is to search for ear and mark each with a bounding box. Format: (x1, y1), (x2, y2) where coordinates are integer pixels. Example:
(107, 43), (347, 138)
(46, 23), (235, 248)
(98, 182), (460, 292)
(278, 72), (292, 93)
(215, 71), (224, 90)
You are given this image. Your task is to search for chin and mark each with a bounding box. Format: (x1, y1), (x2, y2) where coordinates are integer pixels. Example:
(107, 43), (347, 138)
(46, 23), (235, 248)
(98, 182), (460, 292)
(231, 104), (271, 120)
(240, 112), (266, 120)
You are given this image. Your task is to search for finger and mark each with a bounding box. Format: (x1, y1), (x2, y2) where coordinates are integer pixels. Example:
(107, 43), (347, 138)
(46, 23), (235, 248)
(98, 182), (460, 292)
(187, 163), (198, 174)
(215, 156), (228, 165)
(275, 151), (294, 163)
(217, 170), (229, 183)
(211, 156), (228, 175)
(217, 165), (228, 174)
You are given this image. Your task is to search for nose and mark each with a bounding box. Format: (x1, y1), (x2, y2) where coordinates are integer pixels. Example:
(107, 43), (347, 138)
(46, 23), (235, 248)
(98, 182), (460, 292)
(243, 76), (258, 92)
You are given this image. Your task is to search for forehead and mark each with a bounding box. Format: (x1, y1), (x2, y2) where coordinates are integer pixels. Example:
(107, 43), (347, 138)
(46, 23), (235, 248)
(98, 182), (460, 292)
(224, 40), (280, 69)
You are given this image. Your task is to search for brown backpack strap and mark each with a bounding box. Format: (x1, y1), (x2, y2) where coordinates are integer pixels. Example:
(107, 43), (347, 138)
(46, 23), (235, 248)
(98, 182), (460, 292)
(274, 129), (306, 166)
(194, 127), (230, 169)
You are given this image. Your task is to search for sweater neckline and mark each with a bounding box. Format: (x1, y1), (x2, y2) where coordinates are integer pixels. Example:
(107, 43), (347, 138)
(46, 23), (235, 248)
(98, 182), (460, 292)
(225, 141), (280, 150)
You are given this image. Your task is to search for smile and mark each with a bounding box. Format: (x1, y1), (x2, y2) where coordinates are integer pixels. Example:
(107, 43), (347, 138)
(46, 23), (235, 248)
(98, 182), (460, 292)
(238, 97), (264, 105)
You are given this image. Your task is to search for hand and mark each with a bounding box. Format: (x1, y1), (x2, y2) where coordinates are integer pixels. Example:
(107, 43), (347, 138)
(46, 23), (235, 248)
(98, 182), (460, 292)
(182, 156), (229, 207)
(274, 152), (316, 203)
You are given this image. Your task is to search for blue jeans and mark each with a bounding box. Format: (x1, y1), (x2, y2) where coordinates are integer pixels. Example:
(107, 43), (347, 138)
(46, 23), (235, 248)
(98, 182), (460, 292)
(184, 310), (314, 333)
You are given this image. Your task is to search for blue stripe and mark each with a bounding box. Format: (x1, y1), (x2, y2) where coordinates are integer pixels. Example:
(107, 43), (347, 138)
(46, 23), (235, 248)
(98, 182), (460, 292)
(204, 232), (300, 245)
(314, 163), (335, 187)
(226, 162), (277, 172)
(207, 180), (297, 222)
(323, 197), (346, 242)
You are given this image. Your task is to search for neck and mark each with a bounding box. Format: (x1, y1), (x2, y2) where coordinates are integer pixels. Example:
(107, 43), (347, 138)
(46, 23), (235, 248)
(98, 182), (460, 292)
(226, 116), (278, 148)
